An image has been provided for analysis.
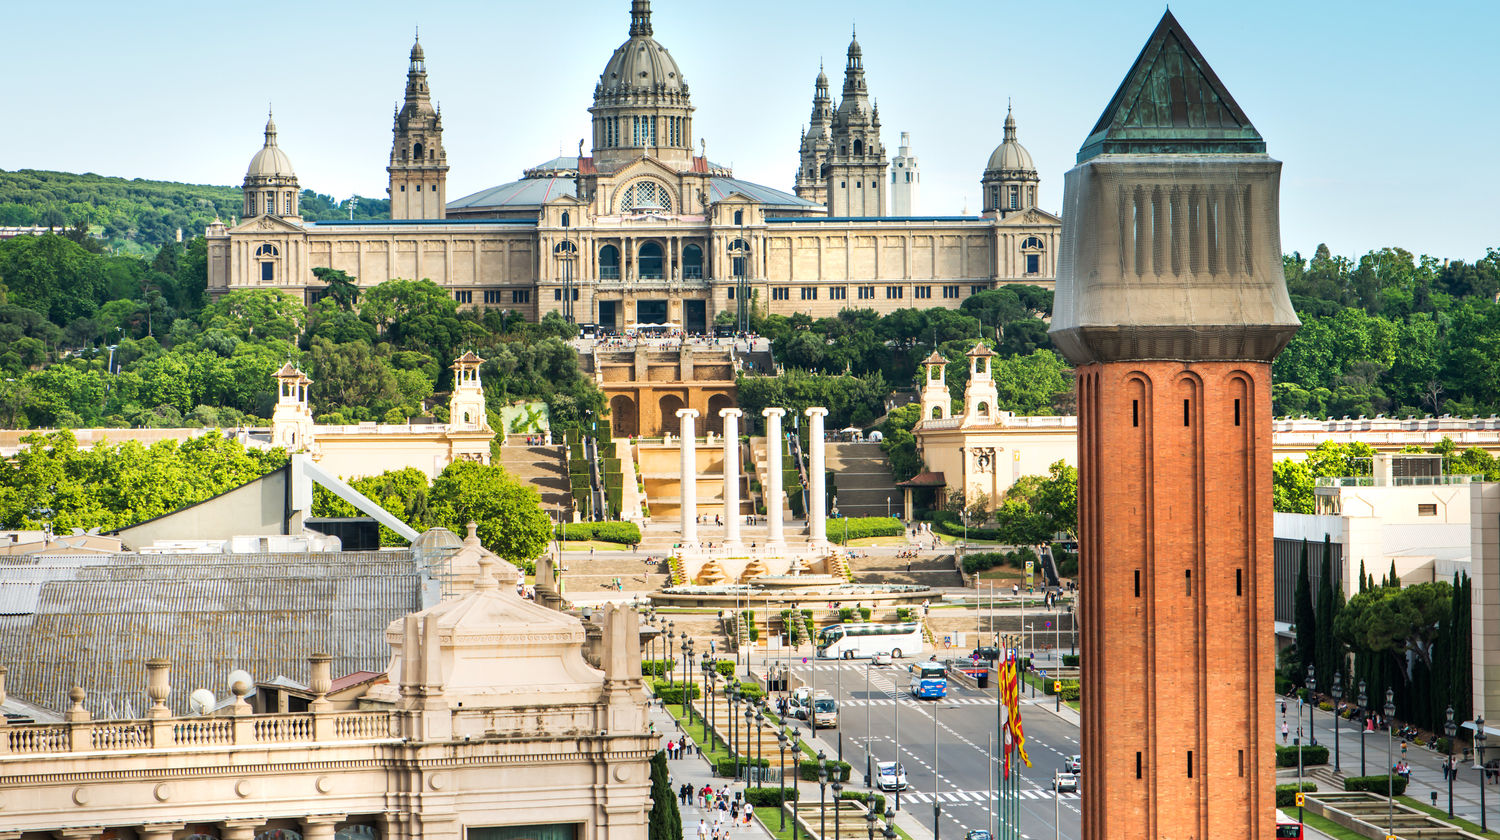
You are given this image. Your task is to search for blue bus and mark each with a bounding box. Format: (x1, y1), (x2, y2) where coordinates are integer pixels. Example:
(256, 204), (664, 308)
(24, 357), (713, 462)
(909, 661), (947, 699)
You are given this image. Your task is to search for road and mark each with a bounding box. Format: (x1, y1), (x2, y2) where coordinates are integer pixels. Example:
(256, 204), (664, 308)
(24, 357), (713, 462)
(759, 656), (1082, 840)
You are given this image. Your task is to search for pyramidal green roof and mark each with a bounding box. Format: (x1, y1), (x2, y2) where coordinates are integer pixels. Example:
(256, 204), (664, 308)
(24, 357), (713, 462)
(1077, 10), (1264, 163)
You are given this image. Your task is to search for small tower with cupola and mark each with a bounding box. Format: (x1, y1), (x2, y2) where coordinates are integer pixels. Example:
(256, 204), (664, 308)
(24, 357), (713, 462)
(271, 363), (315, 450)
(961, 343), (999, 426)
(449, 352), (489, 432)
(919, 351), (950, 422)
(243, 110), (300, 220)
(389, 35), (448, 220)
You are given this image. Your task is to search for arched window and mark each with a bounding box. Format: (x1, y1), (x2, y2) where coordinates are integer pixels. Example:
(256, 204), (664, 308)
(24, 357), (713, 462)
(561, 211), (571, 228)
(931, 406), (942, 419)
(638, 242), (665, 279)
(733, 209), (743, 226)
(682, 243), (703, 279)
(414, 142), (424, 160)
(618, 180), (672, 213)
(1022, 236), (1045, 250)
(599, 244), (620, 279)
(555, 241), (578, 257)
(728, 238), (750, 279)
(853, 139), (863, 156)
(974, 357), (987, 375)
(977, 402), (990, 417)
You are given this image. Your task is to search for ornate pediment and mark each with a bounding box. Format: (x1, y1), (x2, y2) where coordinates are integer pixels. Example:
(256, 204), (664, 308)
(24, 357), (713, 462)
(996, 208), (1062, 227)
(229, 214), (305, 234)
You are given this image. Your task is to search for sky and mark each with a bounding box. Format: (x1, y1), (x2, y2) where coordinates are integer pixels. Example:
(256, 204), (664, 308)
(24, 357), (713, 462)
(5, 0), (1496, 262)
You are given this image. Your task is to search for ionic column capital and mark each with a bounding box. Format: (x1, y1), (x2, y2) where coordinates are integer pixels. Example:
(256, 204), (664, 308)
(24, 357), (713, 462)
(762, 407), (785, 418)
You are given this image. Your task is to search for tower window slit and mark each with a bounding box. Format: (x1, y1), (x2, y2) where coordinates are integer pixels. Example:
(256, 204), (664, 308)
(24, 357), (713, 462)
(1136, 752), (1143, 779)
(1236, 568), (1243, 596)
(1187, 751), (1194, 778)
(1183, 398), (1190, 426)
(1238, 750), (1244, 777)
(1134, 569), (1140, 598)
(1185, 569), (1191, 596)
(1132, 399), (1139, 427)
(1234, 398), (1241, 426)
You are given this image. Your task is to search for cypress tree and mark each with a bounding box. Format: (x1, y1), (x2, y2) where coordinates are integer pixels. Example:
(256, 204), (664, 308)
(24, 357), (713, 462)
(1455, 572), (1474, 722)
(1388, 559), (1400, 588)
(647, 750), (681, 840)
(1315, 537), (1338, 690)
(1294, 539), (1318, 686)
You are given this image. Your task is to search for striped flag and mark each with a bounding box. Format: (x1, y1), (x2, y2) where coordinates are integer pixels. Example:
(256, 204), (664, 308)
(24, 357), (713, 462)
(1000, 654), (1031, 777)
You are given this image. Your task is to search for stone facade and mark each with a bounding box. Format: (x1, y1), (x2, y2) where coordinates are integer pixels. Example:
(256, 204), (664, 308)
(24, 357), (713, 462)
(587, 344), (736, 439)
(206, 1), (1060, 330)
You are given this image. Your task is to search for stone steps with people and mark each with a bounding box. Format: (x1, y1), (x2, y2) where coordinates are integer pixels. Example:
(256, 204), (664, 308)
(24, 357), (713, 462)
(824, 442), (900, 519)
(499, 444), (574, 514)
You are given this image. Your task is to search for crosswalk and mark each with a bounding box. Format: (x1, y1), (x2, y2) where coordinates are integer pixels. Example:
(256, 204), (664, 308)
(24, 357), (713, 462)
(896, 789), (1079, 803)
(839, 697), (996, 707)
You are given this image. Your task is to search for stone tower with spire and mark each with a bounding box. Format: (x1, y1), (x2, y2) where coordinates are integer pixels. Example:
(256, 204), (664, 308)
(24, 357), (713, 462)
(243, 110), (300, 220)
(1050, 12), (1299, 840)
(890, 131), (919, 216)
(794, 64), (834, 206)
(981, 105), (1039, 218)
(389, 34), (448, 220)
(825, 30), (886, 217)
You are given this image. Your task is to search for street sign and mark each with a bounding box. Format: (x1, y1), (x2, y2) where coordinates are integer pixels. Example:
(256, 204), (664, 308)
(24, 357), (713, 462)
(1295, 792), (1305, 807)
(1054, 680), (1062, 693)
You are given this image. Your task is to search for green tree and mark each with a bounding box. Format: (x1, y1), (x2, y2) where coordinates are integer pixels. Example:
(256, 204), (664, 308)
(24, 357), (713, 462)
(647, 750), (682, 840)
(429, 460), (551, 569)
(311, 266), (361, 311)
(1314, 537), (1341, 691)
(200, 288), (305, 341)
(1293, 540), (1317, 686)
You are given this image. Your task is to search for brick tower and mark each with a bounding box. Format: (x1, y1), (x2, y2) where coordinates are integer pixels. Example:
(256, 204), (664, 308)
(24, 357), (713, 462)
(1048, 12), (1300, 840)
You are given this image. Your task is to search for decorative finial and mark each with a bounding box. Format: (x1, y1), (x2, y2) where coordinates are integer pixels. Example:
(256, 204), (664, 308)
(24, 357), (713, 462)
(414, 24), (419, 41)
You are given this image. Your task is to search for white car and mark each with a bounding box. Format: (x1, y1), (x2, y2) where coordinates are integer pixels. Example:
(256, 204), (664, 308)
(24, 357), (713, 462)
(872, 651), (893, 666)
(1053, 772), (1078, 793)
(877, 761), (908, 791)
(1065, 754), (1081, 773)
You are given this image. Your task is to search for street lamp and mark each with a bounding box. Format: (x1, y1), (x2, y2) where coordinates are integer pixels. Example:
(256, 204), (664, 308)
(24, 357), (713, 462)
(864, 659), (874, 787)
(1358, 680), (1368, 777)
(703, 654), (716, 748)
(1445, 705), (1457, 817)
(777, 727), (791, 832)
(1299, 666), (1313, 826)
(667, 624), (677, 684)
(1331, 672), (1343, 774)
(755, 704), (766, 789)
(681, 634), (692, 711)
(1478, 714), (1489, 833)
(1385, 688), (1396, 838)
(728, 683), (741, 778)
(684, 638), (696, 724)
(865, 800), (879, 840)
(817, 750), (829, 840)
(745, 704), (756, 784)
(832, 776), (844, 840)
(881, 813), (896, 840)
(933, 697), (941, 840)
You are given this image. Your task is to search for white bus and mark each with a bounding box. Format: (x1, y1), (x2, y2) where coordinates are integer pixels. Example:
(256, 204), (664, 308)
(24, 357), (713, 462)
(816, 622), (924, 660)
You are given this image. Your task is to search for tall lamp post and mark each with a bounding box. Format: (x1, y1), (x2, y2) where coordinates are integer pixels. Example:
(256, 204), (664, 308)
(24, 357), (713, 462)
(1445, 705), (1457, 818)
(755, 704), (766, 789)
(667, 625), (677, 684)
(703, 654), (716, 748)
(864, 659), (874, 787)
(1358, 680), (1368, 777)
(836, 653), (844, 762)
(933, 698), (942, 840)
(745, 705), (756, 784)
(865, 802), (879, 840)
(681, 635), (693, 717)
(1385, 688), (1396, 838)
(728, 684), (740, 778)
(817, 751), (829, 840)
(832, 776), (844, 840)
(1331, 672), (1343, 774)
(777, 727), (790, 832)
(1478, 715), (1489, 833)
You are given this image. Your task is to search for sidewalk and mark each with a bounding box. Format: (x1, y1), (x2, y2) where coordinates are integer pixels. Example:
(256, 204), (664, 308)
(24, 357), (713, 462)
(652, 700), (777, 840)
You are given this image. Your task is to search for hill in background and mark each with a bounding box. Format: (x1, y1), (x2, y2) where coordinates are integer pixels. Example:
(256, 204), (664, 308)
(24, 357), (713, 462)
(0, 169), (389, 251)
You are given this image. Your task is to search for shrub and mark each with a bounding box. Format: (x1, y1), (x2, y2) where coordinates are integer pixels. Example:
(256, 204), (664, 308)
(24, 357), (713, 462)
(798, 758), (853, 782)
(895, 607), (913, 621)
(1275, 745), (1330, 767)
(1275, 782), (1317, 807)
(840, 791), (887, 813)
(1317, 701), (1334, 712)
(859, 607), (872, 621)
(746, 787), (800, 808)
(745, 610), (759, 642)
(840, 608), (855, 622)
(1344, 775), (1407, 796)
(1041, 679), (1080, 701)
(1274, 674), (1293, 696)
(733, 681), (766, 702)
(715, 659), (737, 679)
(714, 756), (772, 776)
(641, 659), (677, 677)
(824, 516), (904, 542)
(1436, 736), (1451, 754)
(651, 683), (702, 704)
(557, 521), (642, 545)
(1061, 654), (1080, 667)
(961, 552), (1008, 574)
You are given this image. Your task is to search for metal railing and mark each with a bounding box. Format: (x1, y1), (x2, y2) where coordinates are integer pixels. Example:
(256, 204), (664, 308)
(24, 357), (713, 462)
(1315, 474), (1479, 487)
(1, 710), (400, 756)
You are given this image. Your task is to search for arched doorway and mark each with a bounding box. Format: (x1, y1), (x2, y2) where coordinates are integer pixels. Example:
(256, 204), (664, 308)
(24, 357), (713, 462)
(639, 241), (665, 279)
(658, 394), (686, 436)
(610, 394), (638, 438)
(705, 393), (735, 437)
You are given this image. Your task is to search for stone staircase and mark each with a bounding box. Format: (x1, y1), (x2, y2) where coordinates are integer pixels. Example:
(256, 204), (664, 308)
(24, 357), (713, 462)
(824, 442), (899, 519)
(844, 553), (963, 588)
(560, 555), (671, 592)
(499, 444), (573, 515)
(636, 439), (753, 521)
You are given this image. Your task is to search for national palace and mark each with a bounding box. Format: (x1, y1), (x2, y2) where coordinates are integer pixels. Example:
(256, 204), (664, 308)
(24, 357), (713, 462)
(206, 0), (1059, 331)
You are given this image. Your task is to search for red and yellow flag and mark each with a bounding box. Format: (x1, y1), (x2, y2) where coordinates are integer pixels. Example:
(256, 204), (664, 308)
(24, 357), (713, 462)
(999, 655), (1031, 777)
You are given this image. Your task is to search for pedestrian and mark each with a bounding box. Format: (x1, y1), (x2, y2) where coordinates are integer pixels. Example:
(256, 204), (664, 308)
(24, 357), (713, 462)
(1443, 759), (1451, 781)
(667, 738), (676, 759)
(697, 821), (709, 840)
(744, 802), (755, 826)
(1281, 720), (1289, 743)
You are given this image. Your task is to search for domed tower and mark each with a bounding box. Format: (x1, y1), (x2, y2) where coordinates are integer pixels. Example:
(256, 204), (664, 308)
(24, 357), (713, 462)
(243, 110), (300, 220)
(982, 104), (1039, 218)
(826, 31), (887, 217)
(590, 0), (694, 172)
(794, 64), (834, 205)
(389, 35), (448, 220)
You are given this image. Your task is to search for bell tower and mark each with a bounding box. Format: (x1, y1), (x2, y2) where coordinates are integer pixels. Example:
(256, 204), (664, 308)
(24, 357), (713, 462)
(960, 343), (998, 426)
(825, 30), (886, 217)
(794, 64), (833, 206)
(919, 351), (950, 423)
(448, 351), (489, 432)
(271, 363), (315, 451)
(389, 34), (448, 220)
(1050, 12), (1299, 840)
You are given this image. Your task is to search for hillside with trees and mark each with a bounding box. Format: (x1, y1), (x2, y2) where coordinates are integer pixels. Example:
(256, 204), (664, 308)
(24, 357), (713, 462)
(0, 169), (389, 250)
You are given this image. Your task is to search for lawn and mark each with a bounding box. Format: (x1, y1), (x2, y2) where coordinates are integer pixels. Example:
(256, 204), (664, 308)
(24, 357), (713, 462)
(1298, 811), (1368, 840)
(1019, 671), (1079, 712)
(560, 540), (636, 551)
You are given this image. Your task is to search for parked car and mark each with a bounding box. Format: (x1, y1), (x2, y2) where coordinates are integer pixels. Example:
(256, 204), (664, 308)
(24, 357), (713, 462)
(876, 761), (908, 792)
(965, 831), (991, 840)
(1065, 754), (1081, 773)
(1053, 772), (1078, 793)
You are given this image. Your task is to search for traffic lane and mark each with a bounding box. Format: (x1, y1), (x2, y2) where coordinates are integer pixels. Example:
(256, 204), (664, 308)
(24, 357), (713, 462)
(809, 662), (1080, 840)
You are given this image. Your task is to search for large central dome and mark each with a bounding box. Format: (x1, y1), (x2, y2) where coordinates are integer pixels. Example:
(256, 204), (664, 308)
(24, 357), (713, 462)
(589, 0), (695, 171)
(597, 0), (687, 97)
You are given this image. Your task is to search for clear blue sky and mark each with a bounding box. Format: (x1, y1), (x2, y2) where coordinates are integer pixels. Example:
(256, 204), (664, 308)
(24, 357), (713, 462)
(5, 0), (1495, 261)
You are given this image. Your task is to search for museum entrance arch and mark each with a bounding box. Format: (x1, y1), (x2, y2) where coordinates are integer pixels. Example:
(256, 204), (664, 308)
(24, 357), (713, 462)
(705, 393), (735, 437)
(610, 394), (638, 438)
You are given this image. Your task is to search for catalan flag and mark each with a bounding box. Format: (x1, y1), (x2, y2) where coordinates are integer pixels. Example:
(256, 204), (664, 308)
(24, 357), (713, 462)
(1000, 654), (1030, 777)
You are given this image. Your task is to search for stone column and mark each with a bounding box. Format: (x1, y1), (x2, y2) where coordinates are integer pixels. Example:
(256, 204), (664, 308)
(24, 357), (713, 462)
(763, 408), (786, 550)
(138, 825), (185, 840)
(678, 408), (700, 545)
(302, 816), (344, 840)
(806, 407), (828, 547)
(721, 408), (743, 548)
(222, 820), (261, 840)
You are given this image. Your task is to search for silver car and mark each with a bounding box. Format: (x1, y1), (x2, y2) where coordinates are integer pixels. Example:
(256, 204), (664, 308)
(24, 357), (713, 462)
(877, 761), (908, 791)
(1053, 772), (1078, 793)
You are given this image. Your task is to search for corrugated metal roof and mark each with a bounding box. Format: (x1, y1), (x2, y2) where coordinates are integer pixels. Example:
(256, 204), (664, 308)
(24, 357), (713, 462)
(0, 551), (421, 716)
(448, 173), (819, 213)
(708, 178), (819, 210)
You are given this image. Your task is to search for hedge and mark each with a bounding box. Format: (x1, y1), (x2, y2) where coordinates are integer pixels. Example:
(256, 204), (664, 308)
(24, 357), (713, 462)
(715, 659), (736, 678)
(961, 547), (1041, 575)
(714, 756), (772, 776)
(859, 606), (872, 621)
(1275, 744), (1330, 767)
(840, 607), (856, 622)
(839, 791), (887, 813)
(1061, 654), (1080, 667)
(798, 759), (853, 782)
(641, 659), (678, 676)
(1275, 782), (1316, 807)
(732, 681), (766, 702)
(651, 683), (702, 704)
(557, 521), (642, 545)
(746, 787), (800, 808)
(1344, 775), (1408, 796)
(825, 516), (904, 542)
(895, 608), (913, 621)
(1040, 679), (1080, 702)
